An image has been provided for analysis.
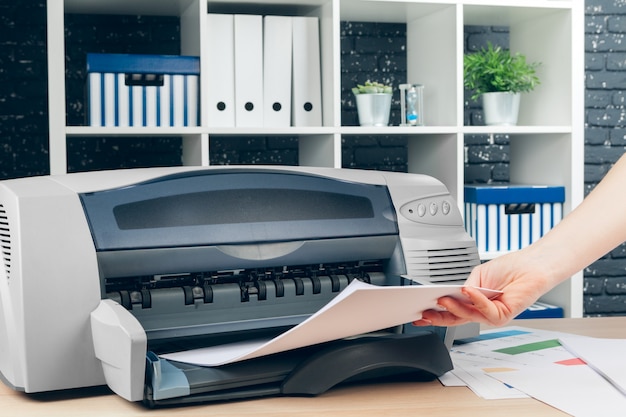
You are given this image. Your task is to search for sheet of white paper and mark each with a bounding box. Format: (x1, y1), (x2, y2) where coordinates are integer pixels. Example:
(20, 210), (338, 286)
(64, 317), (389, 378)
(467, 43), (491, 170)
(559, 336), (626, 396)
(449, 356), (528, 399)
(489, 364), (626, 417)
(437, 370), (467, 387)
(160, 280), (500, 367)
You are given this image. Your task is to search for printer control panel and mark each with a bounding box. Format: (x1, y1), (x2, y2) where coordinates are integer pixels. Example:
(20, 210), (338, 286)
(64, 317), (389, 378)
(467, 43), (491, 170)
(399, 195), (461, 226)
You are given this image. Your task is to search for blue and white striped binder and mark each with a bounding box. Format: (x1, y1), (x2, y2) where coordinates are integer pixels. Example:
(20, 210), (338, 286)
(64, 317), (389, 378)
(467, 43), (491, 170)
(464, 185), (565, 254)
(87, 53), (200, 127)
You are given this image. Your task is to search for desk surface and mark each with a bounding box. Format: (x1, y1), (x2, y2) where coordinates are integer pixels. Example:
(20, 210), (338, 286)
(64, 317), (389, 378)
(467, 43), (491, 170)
(4, 317), (626, 417)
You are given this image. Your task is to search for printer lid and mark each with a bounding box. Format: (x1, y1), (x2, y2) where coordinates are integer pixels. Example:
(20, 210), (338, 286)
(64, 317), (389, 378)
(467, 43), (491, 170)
(79, 169), (398, 251)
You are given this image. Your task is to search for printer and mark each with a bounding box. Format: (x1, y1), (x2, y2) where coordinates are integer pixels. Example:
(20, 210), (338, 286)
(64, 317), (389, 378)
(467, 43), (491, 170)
(0, 166), (480, 406)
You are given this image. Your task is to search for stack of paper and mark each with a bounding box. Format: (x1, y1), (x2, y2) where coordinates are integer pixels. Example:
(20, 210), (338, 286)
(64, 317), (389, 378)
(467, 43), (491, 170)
(443, 326), (626, 416)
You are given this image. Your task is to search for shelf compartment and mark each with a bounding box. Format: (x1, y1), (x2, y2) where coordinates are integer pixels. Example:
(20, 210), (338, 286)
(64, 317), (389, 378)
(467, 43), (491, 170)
(341, 1), (457, 127)
(463, 4), (574, 127)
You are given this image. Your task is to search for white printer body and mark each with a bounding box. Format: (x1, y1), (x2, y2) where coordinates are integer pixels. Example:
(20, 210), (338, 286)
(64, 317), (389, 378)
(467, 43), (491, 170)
(0, 166), (479, 405)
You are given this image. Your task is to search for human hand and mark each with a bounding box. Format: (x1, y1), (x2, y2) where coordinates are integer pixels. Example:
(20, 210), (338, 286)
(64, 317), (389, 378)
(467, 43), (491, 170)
(413, 248), (554, 327)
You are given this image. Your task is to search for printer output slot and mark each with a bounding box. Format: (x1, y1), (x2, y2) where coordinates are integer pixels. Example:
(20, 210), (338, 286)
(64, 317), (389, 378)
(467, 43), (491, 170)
(104, 261), (385, 308)
(103, 262), (388, 342)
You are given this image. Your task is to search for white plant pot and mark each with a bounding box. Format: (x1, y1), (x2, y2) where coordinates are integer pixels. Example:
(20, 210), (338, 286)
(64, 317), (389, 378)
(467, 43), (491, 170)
(482, 92), (521, 126)
(355, 93), (392, 127)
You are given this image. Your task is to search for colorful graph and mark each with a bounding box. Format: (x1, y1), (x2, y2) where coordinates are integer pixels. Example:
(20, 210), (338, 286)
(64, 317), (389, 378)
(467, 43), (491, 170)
(494, 339), (561, 355)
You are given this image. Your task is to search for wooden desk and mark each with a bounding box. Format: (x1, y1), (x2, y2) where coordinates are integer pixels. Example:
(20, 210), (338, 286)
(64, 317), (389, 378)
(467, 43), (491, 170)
(4, 317), (625, 416)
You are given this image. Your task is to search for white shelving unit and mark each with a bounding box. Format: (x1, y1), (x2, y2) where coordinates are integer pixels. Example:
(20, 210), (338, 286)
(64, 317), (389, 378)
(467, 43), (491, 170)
(46, 0), (584, 317)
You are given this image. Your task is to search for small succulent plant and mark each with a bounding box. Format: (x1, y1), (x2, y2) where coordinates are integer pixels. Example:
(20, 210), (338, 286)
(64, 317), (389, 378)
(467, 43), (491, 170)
(352, 80), (393, 95)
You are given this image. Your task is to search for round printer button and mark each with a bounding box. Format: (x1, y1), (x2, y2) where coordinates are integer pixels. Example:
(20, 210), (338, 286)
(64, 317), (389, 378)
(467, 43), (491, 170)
(442, 200), (451, 215)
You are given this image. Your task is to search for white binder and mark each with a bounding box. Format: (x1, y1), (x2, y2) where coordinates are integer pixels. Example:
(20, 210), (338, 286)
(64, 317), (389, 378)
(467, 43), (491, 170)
(234, 14), (264, 127)
(207, 14), (236, 127)
(263, 16), (292, 127)
(292, 16), (322, 127)
(88, 72), (103, 126)
(115, 74), (130, 126)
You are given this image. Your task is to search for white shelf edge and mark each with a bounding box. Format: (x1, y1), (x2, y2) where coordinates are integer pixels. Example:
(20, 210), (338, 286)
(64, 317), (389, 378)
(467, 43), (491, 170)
(207, 127), (336, 136)
(462, 125), (572, 135)
(462, 0), (573, 9)
(66, 126), (466, 136)
(341, 126), (458, 135)
(65, 126), (206, 136)
(65, 126), (338, 136)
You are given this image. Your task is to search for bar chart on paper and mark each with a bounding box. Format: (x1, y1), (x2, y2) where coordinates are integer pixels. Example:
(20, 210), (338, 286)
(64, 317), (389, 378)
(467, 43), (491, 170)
(443, 326), (626, 417)
(441, 327), (583, 400)
(451, 328), (585, 368)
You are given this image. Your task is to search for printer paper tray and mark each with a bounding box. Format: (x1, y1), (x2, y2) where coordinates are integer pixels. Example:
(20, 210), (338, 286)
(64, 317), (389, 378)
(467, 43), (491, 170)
(144, 332), (453, 407)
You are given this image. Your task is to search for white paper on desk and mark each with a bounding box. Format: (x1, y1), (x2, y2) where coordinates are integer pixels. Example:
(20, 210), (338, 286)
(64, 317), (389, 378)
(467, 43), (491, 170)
(160, 280), (500, 367)
(437, 370), (466, 387)
(559, 336), (626, 396)
(489, 364), (626, 417)
(449, 356), (528, 399)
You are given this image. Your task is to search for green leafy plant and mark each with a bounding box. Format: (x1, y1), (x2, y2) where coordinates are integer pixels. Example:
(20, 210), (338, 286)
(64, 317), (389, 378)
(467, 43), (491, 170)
(352, 80), (393, 95)
(464, 42), (540, 100)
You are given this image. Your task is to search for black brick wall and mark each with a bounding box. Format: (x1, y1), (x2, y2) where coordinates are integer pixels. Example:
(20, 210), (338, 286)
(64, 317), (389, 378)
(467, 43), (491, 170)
(584, 0), (626, 315)
(341, 21), (408, 171)
(463, 26), (511, 184)
(1, 0), (625, 315)
(0, 1), (48, 179)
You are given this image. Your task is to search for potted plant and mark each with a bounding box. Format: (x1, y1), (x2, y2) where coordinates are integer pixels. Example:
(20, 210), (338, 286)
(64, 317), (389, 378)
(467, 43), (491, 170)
(352, 80), (393, 127)
(464, 43), (540, 126)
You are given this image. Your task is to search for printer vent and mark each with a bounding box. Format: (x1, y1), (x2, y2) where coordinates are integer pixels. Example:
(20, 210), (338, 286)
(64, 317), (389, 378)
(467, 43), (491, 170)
(0, 205), (9, 280)
(404, 246), (480, 284)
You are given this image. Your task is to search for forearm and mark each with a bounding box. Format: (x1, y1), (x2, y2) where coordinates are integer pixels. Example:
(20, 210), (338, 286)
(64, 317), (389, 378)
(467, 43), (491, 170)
(525, 153), (626, 289)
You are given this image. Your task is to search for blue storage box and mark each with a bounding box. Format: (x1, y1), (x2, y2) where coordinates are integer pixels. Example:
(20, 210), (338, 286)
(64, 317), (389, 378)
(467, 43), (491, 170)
(516, 301), (564, 319)
(464, 185), (565, 253)
(87, 53), (200, 127)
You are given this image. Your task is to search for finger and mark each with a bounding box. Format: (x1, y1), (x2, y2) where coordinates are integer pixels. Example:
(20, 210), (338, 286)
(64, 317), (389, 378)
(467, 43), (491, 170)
(461, 287), (511, 326)
(462, 286), (493, 304)
(417, 308), (470, 327)
(437, 295), (480, 318)
(436, 294), (506, 326)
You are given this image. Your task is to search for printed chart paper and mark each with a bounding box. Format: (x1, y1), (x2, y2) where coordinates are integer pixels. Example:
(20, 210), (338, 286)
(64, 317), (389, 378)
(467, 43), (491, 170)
(445, 327), (586, 399)
(160, 280), (500, 367)
(445, 326), (626, 416)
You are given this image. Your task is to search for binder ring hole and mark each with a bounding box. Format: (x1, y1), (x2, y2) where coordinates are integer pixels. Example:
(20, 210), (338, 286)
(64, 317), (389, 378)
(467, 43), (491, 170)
(272, 102), (282, 112)
(217, 102), (226, 111)
(245, 102), (254, 111)
(303, 102), (313, 112)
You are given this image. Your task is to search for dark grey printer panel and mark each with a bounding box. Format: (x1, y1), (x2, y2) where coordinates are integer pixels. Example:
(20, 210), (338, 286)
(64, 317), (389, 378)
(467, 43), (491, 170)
(79, 170), (400, 279)
(80, 169), (398, 250)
